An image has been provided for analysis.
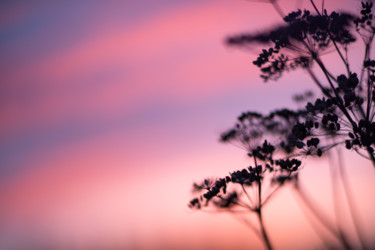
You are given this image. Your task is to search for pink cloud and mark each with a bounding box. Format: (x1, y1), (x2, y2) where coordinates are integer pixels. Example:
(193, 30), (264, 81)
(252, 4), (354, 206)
(1, 1), (281, 136)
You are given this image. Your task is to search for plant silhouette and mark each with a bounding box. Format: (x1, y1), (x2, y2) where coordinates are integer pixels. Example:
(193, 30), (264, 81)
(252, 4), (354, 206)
(189, 1), (375, 249)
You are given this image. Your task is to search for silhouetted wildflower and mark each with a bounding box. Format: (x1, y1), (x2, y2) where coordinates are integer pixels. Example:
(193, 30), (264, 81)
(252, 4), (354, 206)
(190, 1), (375, 249)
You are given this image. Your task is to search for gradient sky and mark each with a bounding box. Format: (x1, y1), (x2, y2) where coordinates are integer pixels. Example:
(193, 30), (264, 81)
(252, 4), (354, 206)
(1, 0), (374, 249)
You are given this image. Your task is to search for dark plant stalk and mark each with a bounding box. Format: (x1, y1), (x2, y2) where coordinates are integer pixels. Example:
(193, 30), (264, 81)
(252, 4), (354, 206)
(256, 208), (273, 250)
(229, 211), (261, 237)
(359, 42), (369, 89)
(330, 40), (351, 76)
(358, 39), (371, 120)
(327, 149), (349, 245)
(305, 66), (332, 97)
(314, 58), (349, 110)
(293, 182), (352, 250)
(366, 42), (373, 121)
(335, 146), (368, 249)
(292, 187), (338, 249)
(310, 0), (351, 75)
(361, 54), (375, 167)
(241, 184), (254, 208)
(270, 0), (285, 19)
(254, 156), (262, 208)
(312, 57), (358, 129)
(364, 32), (375, 121)
(261, 184), (281, 205)
(328, 148), (363, 250)
(366, 147), (375, 167)
(254, 156), (273, 250)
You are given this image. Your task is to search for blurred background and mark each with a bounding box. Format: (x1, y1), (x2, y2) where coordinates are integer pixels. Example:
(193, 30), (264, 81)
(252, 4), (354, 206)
(0, 0), (374, 249)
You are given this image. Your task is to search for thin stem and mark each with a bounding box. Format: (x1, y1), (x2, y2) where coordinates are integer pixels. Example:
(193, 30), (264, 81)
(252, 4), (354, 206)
(313, 57), (367, 149)
(357, 40), (371, 119)
(270, 0), (284, 19)
(359, 43), (368, 89)
(310, 0), (321, 16)
(253, 156), (273, 250)
(305, 67), (332, 98)
(261, 184), (281, 205)
(335, 146), (368, 249)
(366, 147), (375, 167)
(365, 41), (373, 121)
(326, 69), (338, 84)
(310, 0), (350, 74)
(293, 182), (352, 249)
(326, 149), (352, 247)
(229, 211), (261, 237)
(293, 189), (339, 249)
(331, 40), (350, 76)
(256, 209), (273, 250)
(254, 156), (262, 208)
(241, 184), (254, 208)
(314, 57), (342, 99)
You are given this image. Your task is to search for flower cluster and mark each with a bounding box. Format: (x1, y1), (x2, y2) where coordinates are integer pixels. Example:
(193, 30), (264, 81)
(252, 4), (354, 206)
(189, 161), (299, 211)
(227, 9), (355, 81)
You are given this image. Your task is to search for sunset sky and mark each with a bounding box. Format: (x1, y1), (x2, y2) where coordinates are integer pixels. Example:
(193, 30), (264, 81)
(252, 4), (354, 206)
(1, 0), (374, 249)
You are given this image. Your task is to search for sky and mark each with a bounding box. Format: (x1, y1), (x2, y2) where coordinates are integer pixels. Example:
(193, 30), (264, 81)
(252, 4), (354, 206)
(0, 0), (374, 249)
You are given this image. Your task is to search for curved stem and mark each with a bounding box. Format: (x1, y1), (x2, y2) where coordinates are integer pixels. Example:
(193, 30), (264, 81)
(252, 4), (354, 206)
(293, 182), (352, 249)
(256, 209), (273, 250)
